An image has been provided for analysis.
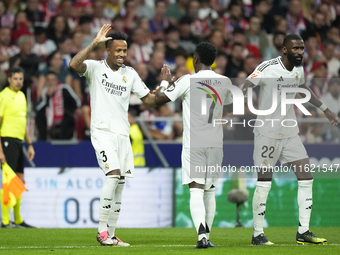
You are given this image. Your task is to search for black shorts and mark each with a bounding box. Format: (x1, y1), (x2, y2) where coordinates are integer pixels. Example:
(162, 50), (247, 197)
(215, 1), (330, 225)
(1, 137), (24, 174)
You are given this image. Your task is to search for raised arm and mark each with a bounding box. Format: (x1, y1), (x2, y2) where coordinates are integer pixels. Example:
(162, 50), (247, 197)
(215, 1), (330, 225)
(141, 64), (173, 107)
(69, 24), (112, 74)
(299, 83), (339, 126)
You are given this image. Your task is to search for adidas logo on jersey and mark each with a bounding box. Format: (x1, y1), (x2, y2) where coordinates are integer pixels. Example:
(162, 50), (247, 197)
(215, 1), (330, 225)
(258, 210), (266, 216)
(277, 76), (284, 82)
(102, 73), (108, 78)
(125, 170), (131, 174)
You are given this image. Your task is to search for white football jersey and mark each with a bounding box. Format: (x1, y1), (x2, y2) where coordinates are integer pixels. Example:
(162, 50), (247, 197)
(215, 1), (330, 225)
(165, 70), (233, 148)
(246, 57), (305, 139)
(81, 60), (149, 136)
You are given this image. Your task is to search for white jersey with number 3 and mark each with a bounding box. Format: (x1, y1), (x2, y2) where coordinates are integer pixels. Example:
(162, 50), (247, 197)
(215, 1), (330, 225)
(80, 59), (149, 136)
(165, 70), (233, 148)
(246, 57), (305, 139)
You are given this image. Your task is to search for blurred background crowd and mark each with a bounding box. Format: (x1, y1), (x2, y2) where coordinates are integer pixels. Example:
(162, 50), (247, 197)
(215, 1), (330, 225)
(0, 0), (339, 143)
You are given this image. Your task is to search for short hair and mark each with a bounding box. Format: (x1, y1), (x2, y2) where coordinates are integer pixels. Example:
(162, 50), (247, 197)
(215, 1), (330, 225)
(105, 31), (128, 48)
(34, 26), (46, 36)
(78, 15), (92, 25)
(231, 42), (244, 49)
(17, 35), (32, 46)
(232, 28), (246, 36)
(283, 34), (303, 46)
(46, 70), (58, 77)
(164, 25), (179, 35)
(57, 35), (71, 45)
(195, 42), (217, 66)
(8, 66), (24, 78)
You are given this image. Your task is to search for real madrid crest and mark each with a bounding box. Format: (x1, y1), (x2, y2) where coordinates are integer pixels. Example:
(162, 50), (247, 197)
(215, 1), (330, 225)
(122, 76), (127, 83)
(295, 72), (298, 80)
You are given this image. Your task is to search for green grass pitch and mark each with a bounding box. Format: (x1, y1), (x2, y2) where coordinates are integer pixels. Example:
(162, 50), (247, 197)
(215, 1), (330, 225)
(1, 227), (339, 254)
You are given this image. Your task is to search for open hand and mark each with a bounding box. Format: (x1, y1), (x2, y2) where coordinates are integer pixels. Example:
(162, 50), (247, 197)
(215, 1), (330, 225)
(161, 64), (175, 83)
(95, 24), (112, 43)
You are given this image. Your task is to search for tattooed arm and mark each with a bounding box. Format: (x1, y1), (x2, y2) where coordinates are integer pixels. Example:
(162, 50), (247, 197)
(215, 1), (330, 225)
(69, 24), (112, 74)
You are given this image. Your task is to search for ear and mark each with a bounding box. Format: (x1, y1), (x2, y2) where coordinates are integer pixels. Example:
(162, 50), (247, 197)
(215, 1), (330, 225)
(282, 46), (287, 55)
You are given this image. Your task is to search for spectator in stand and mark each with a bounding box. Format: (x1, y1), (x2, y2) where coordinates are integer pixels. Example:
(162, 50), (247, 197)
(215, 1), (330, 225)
(214, 51), (228, 75)
(0, 1), (15, 28)
(304, 10), (329, 48)
(149, 0), (171, 41)
(286, 0), (311, 35)
(325, 26), (340, 55)
(252, 0), (274, 34)
(46, 15), (71, 47)
(302, 31), (324, 72)
(263, 31), (285, 61)
(38, 0), (59, 23)
(135, 0), (154, 18)
(211, 18), (228, 42)
(129, 27), (154, 64)
(37, 50), (73, 100)
(32, 26), (57, 72)
(322, 40), (340, 77)
(24, 0), (45, 27)
(57, 36), (73, 69)
(91, 0), (112, 37)
(210, 0), (229, 17)
(111, 14), (125, 32)
(149, 104), (176, 140)
(245, 15), (269, 58)
(308, 61), (330, 98)
(243, 54), (259, 76)
(222, 1), (248, 39)
(164, 25), (186, 68)
(145, 50), (165, 90)
(188, 0), (210, 40)
(207, 30), (228, 53)
(224, 42), (244, 78)
(178, 16), (200, 56)
(230, 28), (261, 59)
(166, 0), (190, 25)
(4, 0), (26, 15)
(9, 35), (40, 97)
(77, 16), (94, 48)
(11, 11), (32, 45)
(34, 71), (80, 140)
(103, 0), (122, 19)
(59, 0), (77, 31)
(70, 31), (84, 56)
(272, 15), (288, 34)
(122, 0), (138, 34)
(318, 78), (340, 143)
(0, 27), (20, 89)
(319, 3), (333, 27)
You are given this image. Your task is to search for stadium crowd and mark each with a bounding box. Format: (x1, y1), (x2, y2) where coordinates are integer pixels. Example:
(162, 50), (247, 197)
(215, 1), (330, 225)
(0, 0), (339, 143)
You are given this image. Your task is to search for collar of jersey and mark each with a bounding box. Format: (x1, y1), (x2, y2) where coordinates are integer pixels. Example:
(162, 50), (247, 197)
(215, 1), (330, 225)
(104, 59), (125, 71)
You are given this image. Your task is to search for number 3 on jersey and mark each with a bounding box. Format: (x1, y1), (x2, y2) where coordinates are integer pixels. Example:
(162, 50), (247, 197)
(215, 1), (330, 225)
(100, 150), (107, 162)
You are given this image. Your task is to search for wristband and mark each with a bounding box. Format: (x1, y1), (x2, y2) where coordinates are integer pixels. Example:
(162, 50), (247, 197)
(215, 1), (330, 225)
(27, 143), (33, 147)
(319, 103), (327, 112)
(160, 80), (169, 89)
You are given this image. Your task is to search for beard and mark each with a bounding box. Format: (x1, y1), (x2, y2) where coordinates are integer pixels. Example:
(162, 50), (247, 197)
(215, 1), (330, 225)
(287, 53), (303, 67)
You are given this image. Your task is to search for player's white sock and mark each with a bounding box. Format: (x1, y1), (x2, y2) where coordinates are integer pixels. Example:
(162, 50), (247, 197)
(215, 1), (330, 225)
(98, 175), (120, 233)
(190, 188), (206, 241)
(253, 181), (271, 237)
(203, 188), (216, 240)
(298, 179), (313, 234)
(108, 180), (125, 237)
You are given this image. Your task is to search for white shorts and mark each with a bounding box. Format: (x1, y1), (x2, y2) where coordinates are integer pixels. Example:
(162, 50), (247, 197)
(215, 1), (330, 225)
(91, 128), (134, 177)
(182, 147), (223, 190)
(253, 134), (308, 168)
